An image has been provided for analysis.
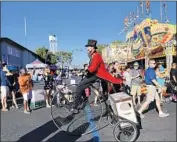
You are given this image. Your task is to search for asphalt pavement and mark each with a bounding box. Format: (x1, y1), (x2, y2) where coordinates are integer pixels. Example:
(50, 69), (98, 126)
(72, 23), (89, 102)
(1, 99), (176, 142)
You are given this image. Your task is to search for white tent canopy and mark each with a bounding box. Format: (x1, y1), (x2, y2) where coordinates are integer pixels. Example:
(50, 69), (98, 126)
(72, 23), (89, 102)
(26, 59), (47, 69)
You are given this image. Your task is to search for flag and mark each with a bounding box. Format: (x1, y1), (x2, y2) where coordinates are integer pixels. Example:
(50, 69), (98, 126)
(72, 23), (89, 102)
(129, 12), (133, 23)
(160, 1), (163, 22)
(133, 28), (138, 40)
(124, 17), (129, 27)
(140, 1), (144, 18)
(136, 5), (139, 18)
(146, 0), (150, 15)
(163, 0), (169, 22)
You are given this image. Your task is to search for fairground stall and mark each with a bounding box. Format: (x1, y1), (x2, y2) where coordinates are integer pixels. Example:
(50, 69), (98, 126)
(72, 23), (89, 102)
(126, 18), (176, 69)
(101, 43), (132, 64)
(26, 59), (47, 70)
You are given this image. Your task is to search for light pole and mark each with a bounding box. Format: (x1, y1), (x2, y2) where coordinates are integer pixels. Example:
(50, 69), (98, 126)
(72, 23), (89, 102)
(164, 41), (173, 70)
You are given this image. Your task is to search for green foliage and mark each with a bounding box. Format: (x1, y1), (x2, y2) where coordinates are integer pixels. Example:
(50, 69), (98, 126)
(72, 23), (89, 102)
(35, 47), (47, 59)
(55, 51), (73, 64)
(111, 40), (123, 45)
(35, 47), (73, 65)
(97, 44), (108, 54)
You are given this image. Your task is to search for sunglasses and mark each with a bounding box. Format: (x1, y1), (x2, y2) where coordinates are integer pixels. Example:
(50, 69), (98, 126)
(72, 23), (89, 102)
(151, 62), (156, 64)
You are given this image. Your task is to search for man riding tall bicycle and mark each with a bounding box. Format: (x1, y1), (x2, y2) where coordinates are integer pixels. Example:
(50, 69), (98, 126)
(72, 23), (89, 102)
(70, 39), (123, 113)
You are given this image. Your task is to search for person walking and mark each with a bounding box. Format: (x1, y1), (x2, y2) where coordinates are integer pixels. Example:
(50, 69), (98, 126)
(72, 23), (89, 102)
(130, 62), (142, 107)
(138, 59), (169, 118)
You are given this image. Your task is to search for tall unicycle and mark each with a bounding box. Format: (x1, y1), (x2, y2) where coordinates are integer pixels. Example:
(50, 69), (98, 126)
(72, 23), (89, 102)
(51, 83), (103, 136)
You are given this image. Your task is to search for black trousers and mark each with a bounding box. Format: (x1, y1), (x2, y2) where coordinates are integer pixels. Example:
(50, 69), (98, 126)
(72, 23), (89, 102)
(73, 75), (98, 108)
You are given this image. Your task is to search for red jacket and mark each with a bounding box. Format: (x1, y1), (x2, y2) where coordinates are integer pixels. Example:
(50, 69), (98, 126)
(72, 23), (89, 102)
(88, 52), (122, 84)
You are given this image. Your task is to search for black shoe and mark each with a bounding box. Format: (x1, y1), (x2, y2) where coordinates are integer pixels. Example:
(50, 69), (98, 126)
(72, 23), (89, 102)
(70, 108), (79, 114)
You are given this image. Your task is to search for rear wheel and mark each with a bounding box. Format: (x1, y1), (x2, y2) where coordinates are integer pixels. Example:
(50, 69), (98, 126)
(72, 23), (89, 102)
(113, 120), (138, 142)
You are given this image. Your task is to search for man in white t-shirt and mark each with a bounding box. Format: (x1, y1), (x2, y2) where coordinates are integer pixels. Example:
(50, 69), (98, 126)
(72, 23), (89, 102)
(123, 66), (131, 95)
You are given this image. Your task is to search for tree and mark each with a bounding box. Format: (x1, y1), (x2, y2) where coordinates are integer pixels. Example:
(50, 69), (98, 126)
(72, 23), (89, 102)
(35, 47), (48, 59)
(111, 40), (123, 47)
(35, 47), (73, 65)
(111, 40), (123, 46)
(55, 51), (73, 64)
(97, 44), (108, 54)
(35, 47), (56, 64)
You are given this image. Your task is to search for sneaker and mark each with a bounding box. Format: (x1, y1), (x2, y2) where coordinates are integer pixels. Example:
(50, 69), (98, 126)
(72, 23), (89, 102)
(27, 109), (32, 112)
(2, 108), (8, 112)
(137, 111), (145, 118)
(94, 103), (99, 107)
(70, 108), (79, 114)
(46, 105), (51, 108)
(159, 112), (169, 117)
(139, 113), (145, 118)
(11, 105), (15, 109)
(24, 110), (30, 114)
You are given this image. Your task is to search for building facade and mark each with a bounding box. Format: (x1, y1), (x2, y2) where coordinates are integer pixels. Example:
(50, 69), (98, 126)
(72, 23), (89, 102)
(102, 43), (132, 63)
(0, 38), (44, 68)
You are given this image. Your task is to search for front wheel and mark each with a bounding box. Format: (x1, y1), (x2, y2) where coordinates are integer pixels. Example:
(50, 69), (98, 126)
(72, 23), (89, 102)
(113, 120), (138, 142)
(51, 84), (103, 136)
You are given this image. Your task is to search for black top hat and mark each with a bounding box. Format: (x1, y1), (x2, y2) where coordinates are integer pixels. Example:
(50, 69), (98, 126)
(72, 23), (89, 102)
(85, 39), (97, 49)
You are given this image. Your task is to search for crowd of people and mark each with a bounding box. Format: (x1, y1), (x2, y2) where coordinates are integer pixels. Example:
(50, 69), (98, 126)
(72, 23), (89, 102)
(0, 62), (56, 114)
(0, 58), (177, 116)
(105, 60), (177, 118)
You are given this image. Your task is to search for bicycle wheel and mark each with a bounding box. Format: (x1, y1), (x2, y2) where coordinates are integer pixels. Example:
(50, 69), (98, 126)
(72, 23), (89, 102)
(51, 84), (103, 136)
(113, 120), (138, 142)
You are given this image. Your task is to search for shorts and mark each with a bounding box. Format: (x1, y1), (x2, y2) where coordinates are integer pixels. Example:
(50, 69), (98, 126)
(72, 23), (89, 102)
(145, 85), (160, 102)
(1, 86), (9, 97)
(9, 86), (16, 92)
(23, 90), (32, 101)
(131, 85), (141, 96)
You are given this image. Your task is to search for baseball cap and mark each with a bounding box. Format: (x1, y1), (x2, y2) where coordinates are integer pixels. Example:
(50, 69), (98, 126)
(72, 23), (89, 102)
(20, 68), (26, 74)
(133, 62), (139, 66)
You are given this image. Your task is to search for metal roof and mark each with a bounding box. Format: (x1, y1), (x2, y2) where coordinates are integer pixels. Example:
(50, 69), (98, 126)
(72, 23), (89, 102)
(0, 37), (45, 63)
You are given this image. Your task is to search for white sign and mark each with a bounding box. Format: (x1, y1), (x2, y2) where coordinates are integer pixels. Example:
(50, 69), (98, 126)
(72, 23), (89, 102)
(7, 46), (20, 58)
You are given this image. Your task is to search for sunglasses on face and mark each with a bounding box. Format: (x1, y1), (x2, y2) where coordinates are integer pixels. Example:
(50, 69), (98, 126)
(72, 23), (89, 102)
(151, 62), (156, 64)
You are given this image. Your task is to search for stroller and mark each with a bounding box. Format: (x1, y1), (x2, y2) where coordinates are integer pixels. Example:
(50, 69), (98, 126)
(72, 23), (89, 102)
(163, 77), (177, 103)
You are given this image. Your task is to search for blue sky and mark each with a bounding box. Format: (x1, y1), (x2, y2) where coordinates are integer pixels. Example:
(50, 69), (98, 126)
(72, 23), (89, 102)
(1, 2), (176, 65)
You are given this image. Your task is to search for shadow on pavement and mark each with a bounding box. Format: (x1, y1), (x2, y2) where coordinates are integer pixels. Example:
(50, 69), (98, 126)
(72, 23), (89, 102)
(47, 122), (90, 142)
(17, 120), (58, 142)
(85, 136), (99, 142)
(17, 119), (90, 142)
